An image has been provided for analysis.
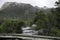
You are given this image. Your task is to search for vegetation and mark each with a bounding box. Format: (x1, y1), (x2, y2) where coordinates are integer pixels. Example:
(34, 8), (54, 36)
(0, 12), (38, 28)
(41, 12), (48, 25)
(31, 0), (60, 37)
(0, 19), (25, 33)
(0, 0), (60, 37)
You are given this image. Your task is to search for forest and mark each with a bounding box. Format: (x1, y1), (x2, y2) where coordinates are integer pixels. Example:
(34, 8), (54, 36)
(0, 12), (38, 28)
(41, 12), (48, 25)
(0, 0), (60, 37)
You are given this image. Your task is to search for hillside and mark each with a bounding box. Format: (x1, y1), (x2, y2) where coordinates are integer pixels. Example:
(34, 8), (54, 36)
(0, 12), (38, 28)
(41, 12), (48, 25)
(0, 2), (38, 20)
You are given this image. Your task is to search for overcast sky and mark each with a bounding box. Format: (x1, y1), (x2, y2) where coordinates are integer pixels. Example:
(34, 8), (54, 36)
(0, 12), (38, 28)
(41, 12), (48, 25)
(0, 0), (58, 8)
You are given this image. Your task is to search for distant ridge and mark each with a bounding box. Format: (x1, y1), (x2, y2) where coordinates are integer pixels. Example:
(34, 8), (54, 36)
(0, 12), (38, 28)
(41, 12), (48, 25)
(0, 2), (38, 20)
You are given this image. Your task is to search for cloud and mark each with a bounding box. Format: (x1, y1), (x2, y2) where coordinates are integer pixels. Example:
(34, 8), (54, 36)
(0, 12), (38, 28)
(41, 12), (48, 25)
(0, 0), (58, 8)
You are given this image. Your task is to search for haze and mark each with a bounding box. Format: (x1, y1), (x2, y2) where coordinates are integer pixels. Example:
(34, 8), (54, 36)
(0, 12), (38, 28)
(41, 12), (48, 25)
(0, 0), (58, 8)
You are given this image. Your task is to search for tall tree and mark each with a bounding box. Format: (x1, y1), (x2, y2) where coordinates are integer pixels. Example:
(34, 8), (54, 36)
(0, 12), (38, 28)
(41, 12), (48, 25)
(55, 0), (60, 29)
(32, 10), (48, 30)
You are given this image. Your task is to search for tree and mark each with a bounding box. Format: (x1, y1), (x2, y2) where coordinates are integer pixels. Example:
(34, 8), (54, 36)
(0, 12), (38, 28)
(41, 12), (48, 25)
(49, 0), (60, 36)
(32, 10), (48, 30)
(0, 19), (25, 33)
(46, 8), (56, 35)
(32, 8), (57, 36)
(55, 0), (60, 29)
(16, 21), (25, 33)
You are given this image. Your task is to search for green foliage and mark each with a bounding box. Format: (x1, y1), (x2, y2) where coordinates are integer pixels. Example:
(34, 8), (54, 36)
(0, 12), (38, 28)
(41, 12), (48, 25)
(55, 7), (60, 29)
(0, 19), (25, 33)
(0, 1), (60, 37)
(33, 10), (51, 30)
(32, 7), (60, 36)
(51, 27), (60, 37)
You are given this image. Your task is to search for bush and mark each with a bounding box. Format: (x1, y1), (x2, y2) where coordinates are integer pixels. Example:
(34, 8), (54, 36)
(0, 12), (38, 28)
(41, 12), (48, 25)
(0, 19), (25, 33)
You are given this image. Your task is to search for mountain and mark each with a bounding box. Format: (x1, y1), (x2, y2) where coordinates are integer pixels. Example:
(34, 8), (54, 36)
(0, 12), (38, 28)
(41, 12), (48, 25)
(0, 2), (38, 20)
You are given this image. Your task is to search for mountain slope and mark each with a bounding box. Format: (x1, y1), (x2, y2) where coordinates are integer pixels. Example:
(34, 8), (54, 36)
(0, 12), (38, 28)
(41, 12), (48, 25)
(0, 2), (37, 20)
